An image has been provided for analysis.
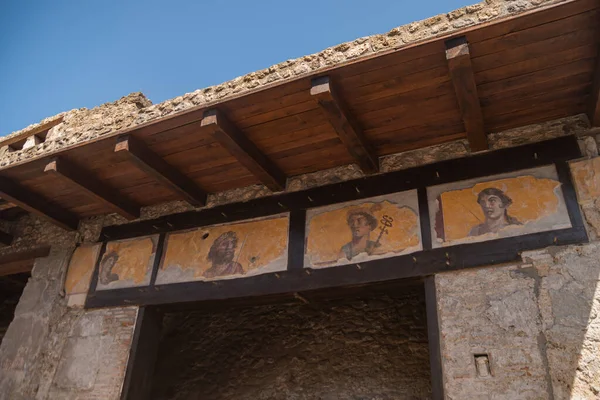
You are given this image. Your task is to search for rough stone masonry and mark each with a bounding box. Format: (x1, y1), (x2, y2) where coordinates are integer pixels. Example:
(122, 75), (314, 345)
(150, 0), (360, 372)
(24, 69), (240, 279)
(151, 288), (431, 400)
(0, 0), (599, 399)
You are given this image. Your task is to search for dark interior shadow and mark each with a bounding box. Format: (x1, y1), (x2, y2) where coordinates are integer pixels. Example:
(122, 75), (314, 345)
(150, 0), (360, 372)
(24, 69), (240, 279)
(150, 282), (431, 400)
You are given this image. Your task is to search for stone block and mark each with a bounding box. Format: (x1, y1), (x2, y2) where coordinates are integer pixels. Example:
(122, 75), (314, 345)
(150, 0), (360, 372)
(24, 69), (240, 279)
(435, 266), (550, 399)
(484, 289), (540, 336)
(0, 315), (47, 370)
(570, 157), (600, 205)
(582, 202), (600, 238)
(31, 247), (75, 281)
(54, 337), (102, 390)
(538, 243), (600, 399)
(13, 278), (46, 316)
(579, 136), (599, 158)
(69, 311), (105, 338)
(66, 293), (87, 308)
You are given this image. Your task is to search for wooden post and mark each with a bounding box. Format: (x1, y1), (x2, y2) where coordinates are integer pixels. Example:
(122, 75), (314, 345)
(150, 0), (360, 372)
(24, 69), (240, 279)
(120, 307), (163, 400)
(425, 276), (445, 400)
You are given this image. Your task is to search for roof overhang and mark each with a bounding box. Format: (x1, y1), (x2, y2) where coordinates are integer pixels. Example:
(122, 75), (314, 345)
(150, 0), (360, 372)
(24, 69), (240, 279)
(0, 0), (598, 230)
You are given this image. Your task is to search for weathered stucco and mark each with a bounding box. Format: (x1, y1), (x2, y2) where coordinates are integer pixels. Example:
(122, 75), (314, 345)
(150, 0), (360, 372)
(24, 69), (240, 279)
(434, 243), (600, 399)
(0, 247), (139, 400)
(0, 0), (570, 169)
(433, 142), (600, 399)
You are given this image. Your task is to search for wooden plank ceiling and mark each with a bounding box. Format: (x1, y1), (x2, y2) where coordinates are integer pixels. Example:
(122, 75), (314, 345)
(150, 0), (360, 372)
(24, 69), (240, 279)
(0, 0), (599, 231)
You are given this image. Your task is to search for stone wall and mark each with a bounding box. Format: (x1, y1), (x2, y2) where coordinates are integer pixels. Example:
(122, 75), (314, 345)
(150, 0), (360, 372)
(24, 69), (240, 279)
(0, 246), (139, 400)
(151, 287), (430, 400)
(432, 146), (600, 399)
(434, 244), (600, 400)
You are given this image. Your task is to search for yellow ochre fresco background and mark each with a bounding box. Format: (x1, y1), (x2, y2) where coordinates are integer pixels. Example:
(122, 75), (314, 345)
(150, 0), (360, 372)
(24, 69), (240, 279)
(65, 244), (101, 295)
(307, 201), (419, 266)
(102, 236), (157, 285)
(161, 217), (289, 277)
(440, 175), (561, 241)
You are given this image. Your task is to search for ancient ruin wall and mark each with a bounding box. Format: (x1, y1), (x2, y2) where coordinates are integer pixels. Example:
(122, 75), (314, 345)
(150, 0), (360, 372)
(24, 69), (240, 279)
(0, 114), (597, 399)
(434, 243), (600, 399)
(152, 289), (430, 400)
(0, 247), (139, 400)
(432, 142), (600, 399)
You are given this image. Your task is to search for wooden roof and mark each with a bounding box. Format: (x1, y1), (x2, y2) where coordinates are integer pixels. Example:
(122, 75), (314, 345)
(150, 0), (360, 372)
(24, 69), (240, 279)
(0, 0), (599, 231)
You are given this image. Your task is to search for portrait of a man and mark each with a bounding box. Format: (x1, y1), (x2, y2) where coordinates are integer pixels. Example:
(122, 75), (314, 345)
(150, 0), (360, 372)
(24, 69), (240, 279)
(338, 209), (380, 261)
(203, 231), (244, 278)
(99, 251), (119, 285)
(469, 188), (522, 236)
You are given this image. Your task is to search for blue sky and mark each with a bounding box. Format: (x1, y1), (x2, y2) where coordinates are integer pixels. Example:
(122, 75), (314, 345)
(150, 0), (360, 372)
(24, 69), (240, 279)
(0, 0), (473, 136)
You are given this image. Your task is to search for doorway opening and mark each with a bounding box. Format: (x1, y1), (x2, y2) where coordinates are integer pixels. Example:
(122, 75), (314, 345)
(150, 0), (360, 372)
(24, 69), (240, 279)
(0, 272), (30, 345)
(148, 280), (432, 400)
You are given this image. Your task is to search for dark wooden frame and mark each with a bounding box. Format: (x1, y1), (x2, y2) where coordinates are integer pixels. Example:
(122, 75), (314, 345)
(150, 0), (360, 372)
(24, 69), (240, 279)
(425, 276), (445, 400)
(85, 136), (587, 309)
(120, 307), (162, 400)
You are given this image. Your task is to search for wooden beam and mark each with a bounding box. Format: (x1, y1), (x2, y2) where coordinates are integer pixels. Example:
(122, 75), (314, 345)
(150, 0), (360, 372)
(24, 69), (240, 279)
(589, 45), (600, 126)
(0, 246), (51, 277)
(445, 36), (488, 152)
(101, 136), (581, 242)
(44, 157), (140, 220)
(114, 135), (207, 207)
(0, 177), (79, 231)
(311, 76), (379, 174)
(120, 307), (162, 400)
(200, 109), (286, 191)
(0, 260), (34, 277)
(0, 199), (16, 211)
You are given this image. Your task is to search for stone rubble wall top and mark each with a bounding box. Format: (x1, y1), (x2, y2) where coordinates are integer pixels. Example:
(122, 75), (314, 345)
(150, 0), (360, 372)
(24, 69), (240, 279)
(0, 0), (566, 168)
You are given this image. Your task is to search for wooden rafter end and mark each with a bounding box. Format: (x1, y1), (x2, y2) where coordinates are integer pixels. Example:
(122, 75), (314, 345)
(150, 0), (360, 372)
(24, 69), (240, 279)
(445, 36), (488, 152)
(44, 157), (140, 220)
(201, 109), (287, 191)
(0, 177), (79, 231)
(311, 76), (379, 174)
(114, 135), (207, 207)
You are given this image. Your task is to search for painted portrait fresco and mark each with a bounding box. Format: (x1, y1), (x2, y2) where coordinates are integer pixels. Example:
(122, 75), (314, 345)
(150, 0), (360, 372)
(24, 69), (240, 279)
(428, 165), (572, 248)
(156, 215), (289, 284)
(96, 235), (158, 291)
(305, 191), (421, 268)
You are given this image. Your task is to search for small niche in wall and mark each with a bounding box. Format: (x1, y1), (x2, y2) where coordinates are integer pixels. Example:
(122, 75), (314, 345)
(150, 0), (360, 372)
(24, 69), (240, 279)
(474, 354), (492, 378)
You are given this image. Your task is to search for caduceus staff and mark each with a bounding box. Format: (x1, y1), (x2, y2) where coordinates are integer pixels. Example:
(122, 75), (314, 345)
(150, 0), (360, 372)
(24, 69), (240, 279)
(367, 214), (393, 254)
